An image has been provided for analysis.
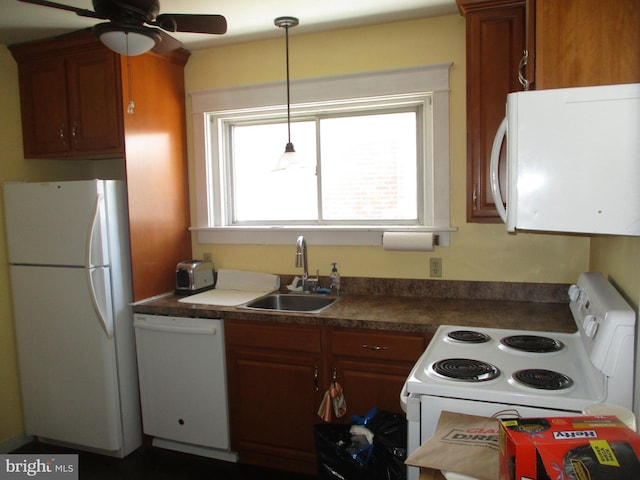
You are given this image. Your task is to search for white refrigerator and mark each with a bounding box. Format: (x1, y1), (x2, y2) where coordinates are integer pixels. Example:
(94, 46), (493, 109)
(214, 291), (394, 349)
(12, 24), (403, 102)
(3, 180), (142, 457)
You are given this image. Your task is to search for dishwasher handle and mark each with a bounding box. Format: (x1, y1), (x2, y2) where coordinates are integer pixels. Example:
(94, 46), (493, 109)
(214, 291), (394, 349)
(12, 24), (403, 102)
(134, 317), (218, 335)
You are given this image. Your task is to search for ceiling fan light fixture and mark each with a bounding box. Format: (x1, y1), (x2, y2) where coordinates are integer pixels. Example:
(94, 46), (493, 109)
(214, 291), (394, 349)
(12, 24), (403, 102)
(94, 23), (159, 56)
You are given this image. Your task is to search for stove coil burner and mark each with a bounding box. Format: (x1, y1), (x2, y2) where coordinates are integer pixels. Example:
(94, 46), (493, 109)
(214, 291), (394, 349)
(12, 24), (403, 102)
(513, 369), (574, 390)
(447, 330), (491, 343)
(501, 335), (564, 353)
(432, 358), (500, 382)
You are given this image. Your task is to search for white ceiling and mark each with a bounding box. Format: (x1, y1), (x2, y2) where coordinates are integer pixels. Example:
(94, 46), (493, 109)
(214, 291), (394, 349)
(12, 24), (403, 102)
(0, 0), (458, 50)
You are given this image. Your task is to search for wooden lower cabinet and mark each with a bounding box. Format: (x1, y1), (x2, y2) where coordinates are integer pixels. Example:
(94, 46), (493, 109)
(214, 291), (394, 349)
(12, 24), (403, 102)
(225, 320), (430, 474)
(329, 328), (431, 417)
(225, 321), (323, 474)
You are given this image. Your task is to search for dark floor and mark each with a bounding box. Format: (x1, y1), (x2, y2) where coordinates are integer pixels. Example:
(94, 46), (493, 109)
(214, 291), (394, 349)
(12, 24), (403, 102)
(12, 441), (317, 480)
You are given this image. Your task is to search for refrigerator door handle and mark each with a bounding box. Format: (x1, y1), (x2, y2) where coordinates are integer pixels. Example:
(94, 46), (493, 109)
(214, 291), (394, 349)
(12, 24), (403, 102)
(85, 193), (113, 339)
(85, 192), (103, 268)
(87, 268), (114, 339)
(490, 117), (508, 223)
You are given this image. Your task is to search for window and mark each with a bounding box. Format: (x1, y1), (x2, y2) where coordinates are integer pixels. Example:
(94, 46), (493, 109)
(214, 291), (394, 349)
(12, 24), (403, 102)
(191, 64), (454, 246)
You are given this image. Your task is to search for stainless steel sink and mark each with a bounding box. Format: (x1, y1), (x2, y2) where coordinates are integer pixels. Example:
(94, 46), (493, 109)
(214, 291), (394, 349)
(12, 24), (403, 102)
(243, 294), (338, 313)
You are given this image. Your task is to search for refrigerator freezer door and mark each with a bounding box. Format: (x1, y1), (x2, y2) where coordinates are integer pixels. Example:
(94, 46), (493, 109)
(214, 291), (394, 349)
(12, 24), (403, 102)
(10, 265), (123, 451)
(3, 180), (110, 267)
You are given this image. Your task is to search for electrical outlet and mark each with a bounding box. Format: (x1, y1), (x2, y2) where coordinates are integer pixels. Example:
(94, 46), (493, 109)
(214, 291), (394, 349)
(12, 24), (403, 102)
(203, 252), (212, 263)
(430, 257), (442, 278)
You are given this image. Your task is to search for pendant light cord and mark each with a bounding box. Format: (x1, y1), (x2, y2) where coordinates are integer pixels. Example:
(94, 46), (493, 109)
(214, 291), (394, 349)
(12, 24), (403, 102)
(275, 16), (298, 153)
(126, 33), (135, 115)
(285, 24), (291, 145)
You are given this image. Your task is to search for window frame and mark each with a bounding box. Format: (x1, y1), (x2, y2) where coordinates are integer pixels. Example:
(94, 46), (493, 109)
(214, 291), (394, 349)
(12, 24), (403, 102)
(190, 63), (455, 246)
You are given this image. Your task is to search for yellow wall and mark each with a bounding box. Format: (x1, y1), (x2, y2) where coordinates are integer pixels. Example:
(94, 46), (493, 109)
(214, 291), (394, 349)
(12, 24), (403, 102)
(184, 15), (591, 283)
(590, 236), (640, 309)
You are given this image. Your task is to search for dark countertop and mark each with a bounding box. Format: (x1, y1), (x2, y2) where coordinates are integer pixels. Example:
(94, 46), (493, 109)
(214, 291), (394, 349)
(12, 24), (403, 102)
(132, 277), (577, 335)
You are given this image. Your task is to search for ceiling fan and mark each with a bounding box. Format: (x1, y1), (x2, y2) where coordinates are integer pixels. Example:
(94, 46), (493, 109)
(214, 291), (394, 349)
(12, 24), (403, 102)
(18, 0), (228, 55)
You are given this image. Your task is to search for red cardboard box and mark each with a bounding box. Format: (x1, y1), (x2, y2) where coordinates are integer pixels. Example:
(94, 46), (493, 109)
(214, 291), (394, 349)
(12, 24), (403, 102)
(499, 416), (640, 480)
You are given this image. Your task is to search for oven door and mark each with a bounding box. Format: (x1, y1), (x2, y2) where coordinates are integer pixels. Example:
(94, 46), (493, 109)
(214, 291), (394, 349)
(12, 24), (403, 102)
(419, 396), (581, 444)
(404, 394), (582, 480)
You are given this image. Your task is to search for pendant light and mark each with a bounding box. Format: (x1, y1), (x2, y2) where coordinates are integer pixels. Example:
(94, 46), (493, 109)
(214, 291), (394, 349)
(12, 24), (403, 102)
(273, 16), (299, 171)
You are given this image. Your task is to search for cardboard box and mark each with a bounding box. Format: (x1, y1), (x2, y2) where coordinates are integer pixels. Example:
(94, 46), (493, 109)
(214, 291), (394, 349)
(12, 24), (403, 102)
(499, 416), (640, 479)
(406, 411), (499, 480)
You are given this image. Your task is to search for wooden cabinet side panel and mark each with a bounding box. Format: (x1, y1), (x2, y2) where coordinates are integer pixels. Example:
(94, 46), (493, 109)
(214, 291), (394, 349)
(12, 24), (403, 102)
(122, 53), (192, 301)
(536, 0), (640, 89)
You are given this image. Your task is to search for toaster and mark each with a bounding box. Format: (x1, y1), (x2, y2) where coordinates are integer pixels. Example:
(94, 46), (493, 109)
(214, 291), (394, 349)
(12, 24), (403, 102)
(175, 260), (215, 294)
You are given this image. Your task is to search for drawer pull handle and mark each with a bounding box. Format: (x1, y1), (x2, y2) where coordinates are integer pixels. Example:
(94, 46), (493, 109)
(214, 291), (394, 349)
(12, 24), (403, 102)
(361, 344), (390, 351)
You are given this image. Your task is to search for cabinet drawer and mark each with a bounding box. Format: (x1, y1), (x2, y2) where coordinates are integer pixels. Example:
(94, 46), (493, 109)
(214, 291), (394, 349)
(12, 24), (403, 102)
(225, 320), (321, 354)
(331, 329), (428, 362)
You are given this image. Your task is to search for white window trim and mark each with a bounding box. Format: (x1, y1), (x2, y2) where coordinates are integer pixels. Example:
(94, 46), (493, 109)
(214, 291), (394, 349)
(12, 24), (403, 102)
(190, 63), (456, 246)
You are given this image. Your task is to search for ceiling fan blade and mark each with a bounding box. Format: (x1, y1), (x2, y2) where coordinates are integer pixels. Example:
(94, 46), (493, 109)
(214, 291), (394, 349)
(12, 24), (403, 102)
(150, 29), (182, 53)
(18, 0), (103, 19)
(154, 14), (227, 35)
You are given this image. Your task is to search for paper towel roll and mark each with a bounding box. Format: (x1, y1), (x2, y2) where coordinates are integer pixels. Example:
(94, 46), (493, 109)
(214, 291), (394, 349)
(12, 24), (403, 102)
(382, 232), (435, 252)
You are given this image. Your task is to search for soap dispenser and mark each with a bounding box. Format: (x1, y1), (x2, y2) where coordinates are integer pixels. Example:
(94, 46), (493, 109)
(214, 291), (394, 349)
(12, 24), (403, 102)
(329, 263), (340, 295)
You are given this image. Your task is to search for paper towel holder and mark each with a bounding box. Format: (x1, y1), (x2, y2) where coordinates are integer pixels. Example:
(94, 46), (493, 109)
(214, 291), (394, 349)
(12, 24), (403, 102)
(381, 232), (440, 252)
(381, 233), (440, 245)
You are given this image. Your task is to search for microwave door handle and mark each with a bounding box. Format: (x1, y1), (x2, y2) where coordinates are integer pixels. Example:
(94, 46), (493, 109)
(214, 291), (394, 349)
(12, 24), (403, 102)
(490, 117), (508, 222)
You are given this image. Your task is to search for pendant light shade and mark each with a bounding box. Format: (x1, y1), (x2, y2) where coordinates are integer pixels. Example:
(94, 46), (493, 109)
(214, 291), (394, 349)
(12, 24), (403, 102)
(274, 16), (299, 169)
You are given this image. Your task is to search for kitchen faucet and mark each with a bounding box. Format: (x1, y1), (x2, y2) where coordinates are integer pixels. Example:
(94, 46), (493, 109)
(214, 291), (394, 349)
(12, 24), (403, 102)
(295, 235), (317, 292)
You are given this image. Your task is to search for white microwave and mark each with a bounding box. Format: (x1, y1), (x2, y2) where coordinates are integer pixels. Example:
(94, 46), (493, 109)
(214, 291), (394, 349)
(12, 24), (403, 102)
(490, 83), (640, 236)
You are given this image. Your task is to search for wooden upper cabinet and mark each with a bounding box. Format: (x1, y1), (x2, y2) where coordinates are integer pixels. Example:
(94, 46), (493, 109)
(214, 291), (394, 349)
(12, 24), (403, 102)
(458, 0), (639, 222)
(10, 30), (193, 302)
(10, 35), (124, 159)
(457, 0), (526, 222)
(65, 50), (124, 154)
(534, 0), (640, 89)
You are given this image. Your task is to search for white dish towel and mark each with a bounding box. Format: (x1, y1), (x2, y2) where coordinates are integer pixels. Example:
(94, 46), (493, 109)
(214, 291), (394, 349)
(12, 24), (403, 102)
(178, 269), (280, 306)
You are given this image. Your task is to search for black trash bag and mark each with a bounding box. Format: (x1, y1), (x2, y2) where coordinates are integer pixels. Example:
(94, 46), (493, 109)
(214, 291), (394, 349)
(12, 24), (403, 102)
(314, 423), (378, 480)
(368, 411), (408, 480)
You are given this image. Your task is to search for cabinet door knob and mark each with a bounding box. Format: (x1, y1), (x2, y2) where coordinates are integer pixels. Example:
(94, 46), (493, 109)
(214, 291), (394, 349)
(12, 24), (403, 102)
(71, 121), (80, 145)
(59, 123), (66, 144)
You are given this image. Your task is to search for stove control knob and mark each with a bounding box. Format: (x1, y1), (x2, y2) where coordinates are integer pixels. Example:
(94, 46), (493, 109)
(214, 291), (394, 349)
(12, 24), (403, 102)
(583, 314), (599, 338)
(568, 284), (581, 302)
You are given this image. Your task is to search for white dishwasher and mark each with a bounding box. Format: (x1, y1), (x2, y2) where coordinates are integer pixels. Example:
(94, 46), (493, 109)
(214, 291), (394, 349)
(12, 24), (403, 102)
(133, 314), (236, 461)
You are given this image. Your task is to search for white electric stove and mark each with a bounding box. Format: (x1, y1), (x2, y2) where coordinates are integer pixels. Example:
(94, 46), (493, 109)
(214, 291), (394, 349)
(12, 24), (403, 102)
(401, 272), (636, 480)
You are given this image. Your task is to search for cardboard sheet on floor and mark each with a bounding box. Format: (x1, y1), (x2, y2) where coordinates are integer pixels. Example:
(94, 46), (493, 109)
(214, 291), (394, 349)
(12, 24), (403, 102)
(406, 411), (499, 480)
(178, 269), (279, 306)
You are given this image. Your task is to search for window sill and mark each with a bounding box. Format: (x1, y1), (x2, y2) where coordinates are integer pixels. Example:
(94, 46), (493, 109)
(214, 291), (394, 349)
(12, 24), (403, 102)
(190, 226), (456, 247)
